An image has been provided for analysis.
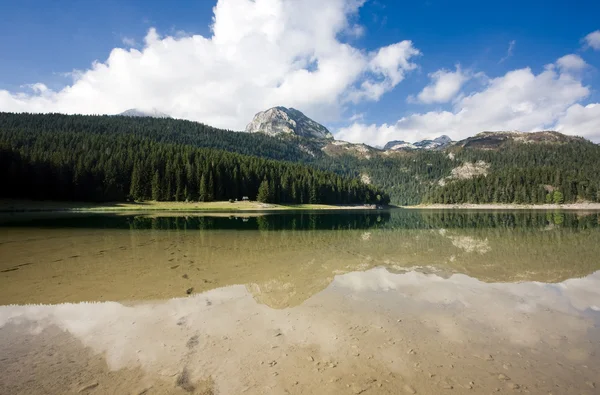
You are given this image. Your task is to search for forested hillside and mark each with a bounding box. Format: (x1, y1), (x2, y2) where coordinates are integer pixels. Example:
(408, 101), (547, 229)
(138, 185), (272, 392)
(0, 112), (318, 163)
(0, 121), (388, 204)
(1, 112), (599, 206)
(423, 141), (600, 204)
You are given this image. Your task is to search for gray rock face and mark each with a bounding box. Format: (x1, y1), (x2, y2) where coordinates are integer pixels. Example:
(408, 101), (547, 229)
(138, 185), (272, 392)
(383, 140), (410, 150)
(119, 108), (171, 118)
(433, 135), (452, 145)
(245, 107), (333, 139)
(385, 135), (453, 151)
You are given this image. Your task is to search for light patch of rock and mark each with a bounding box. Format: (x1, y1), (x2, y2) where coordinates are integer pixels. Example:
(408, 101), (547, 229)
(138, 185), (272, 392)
(438, 160), (490, 186)
(450, 161), (490, 180)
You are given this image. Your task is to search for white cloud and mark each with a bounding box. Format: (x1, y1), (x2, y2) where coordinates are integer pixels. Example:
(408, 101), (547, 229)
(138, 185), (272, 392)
(555, 103), (600, 137)
(0, 0), (419, 130)
(349, 41), (420, 102)
(336, 57), (597, 145)
(121, 36), (137, 47)
(499, 40), (516, 63)
(583, 30), (600, 50)
(556, 54), (587, 72)
(413, 65), (470, 104)
(348, 112), (364, 122)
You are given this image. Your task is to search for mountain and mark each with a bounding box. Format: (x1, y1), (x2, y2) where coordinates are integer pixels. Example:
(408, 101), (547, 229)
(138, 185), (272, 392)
(245, 106), (333, 139)
(0, 113), (387, 205)
(384, 135), (453, 151)
(455, 131), (586, 149)
(119, 108), (171, 118)
(383, 140), (412, 150)
(1, 112), (599, 207)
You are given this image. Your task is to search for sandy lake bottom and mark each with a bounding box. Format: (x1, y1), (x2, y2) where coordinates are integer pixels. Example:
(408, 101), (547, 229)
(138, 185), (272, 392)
(1, 210), (600, 394)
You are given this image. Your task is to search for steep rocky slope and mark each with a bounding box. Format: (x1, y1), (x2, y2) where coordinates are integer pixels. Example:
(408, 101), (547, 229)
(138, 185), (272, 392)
(245, 106), (333, 139)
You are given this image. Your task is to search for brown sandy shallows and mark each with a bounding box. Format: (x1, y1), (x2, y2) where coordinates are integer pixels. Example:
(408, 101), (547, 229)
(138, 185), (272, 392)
(1, 268), (599, 394)
(2, 225), (600, 305)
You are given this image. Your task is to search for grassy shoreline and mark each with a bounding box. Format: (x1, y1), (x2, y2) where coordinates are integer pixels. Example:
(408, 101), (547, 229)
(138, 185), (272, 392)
(405, 203), (600, 210)
(0, 200), (382, 213)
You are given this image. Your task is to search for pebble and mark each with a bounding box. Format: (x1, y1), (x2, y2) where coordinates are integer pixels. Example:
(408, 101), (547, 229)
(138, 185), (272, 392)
(407, 349), (416, 355)
(269, 360), (277, 367)
(508, 383), (520, 390)
(136, 386), (152, 395)
(498, 374), (510, 381)
(403, 384), (417, 394)
(186, 287), (194, 295)
(586, 381), (596, 389)
(307, 356), (314, 362)
(440, 382), (453, 389)
(78, 382), (99, 392)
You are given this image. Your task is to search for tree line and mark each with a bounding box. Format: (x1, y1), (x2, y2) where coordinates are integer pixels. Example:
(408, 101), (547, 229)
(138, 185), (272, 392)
(1, 112), (599, 206)
(423, 142), (600, 204)
(0, 127), (389, 205)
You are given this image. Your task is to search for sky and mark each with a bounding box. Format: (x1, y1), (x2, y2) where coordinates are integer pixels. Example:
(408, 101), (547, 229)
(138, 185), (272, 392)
(1, 0), (600, 146)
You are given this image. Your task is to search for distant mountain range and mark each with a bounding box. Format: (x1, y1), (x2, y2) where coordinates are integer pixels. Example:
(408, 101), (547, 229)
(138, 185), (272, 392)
(383, 135), (453, 151)
(115, 106), (591, 153)
(118, 108), (171, 118)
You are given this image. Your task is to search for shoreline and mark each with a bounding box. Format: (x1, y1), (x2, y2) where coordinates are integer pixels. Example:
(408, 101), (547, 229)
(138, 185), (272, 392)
(405, 203), (600, 210)
(0, 200), (384, 213)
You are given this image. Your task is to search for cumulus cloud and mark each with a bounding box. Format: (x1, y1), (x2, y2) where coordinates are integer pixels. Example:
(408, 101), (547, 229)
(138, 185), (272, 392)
(556, 54), (587, 71)
(583, 30), (600, 50)
(555, 103), (600, 137)
(0, 0), (419, 130)
(336, 56), (600, 146)
(412, 65), (470, 104)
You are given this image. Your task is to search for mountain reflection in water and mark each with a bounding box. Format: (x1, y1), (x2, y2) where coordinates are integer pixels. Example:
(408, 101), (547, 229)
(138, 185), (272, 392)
(1, 210), (600, 394)
(1, 268), (599, 394)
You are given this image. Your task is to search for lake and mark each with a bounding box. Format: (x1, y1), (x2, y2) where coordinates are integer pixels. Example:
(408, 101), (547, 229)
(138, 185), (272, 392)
(1, 210), (599, 394)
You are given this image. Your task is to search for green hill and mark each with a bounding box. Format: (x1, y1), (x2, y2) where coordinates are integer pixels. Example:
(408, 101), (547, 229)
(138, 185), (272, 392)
(0, 113), (387, 205)
(1, 112), (599, 205)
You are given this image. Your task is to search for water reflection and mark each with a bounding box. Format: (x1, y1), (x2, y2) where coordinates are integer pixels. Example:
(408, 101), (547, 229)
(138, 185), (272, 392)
(2, 212), (600, 306)
(1, 209), (599, 231)
(2, 210), (600, 394)
(1, 268), (599, 394)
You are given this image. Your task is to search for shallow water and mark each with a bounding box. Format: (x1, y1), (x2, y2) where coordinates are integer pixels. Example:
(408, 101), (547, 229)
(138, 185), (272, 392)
(1, 210), (599, 394)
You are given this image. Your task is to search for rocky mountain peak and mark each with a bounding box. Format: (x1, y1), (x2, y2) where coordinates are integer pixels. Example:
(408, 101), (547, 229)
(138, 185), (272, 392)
(433, 135), (452, 145)
(119, 108), (171, 118)
(383, 140), (410, 151)
(384, 135), (454, 151)
(245, 106), (333, 139)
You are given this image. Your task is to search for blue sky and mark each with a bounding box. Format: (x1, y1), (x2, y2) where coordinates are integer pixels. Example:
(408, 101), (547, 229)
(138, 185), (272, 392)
(1, 0), (599, 144)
